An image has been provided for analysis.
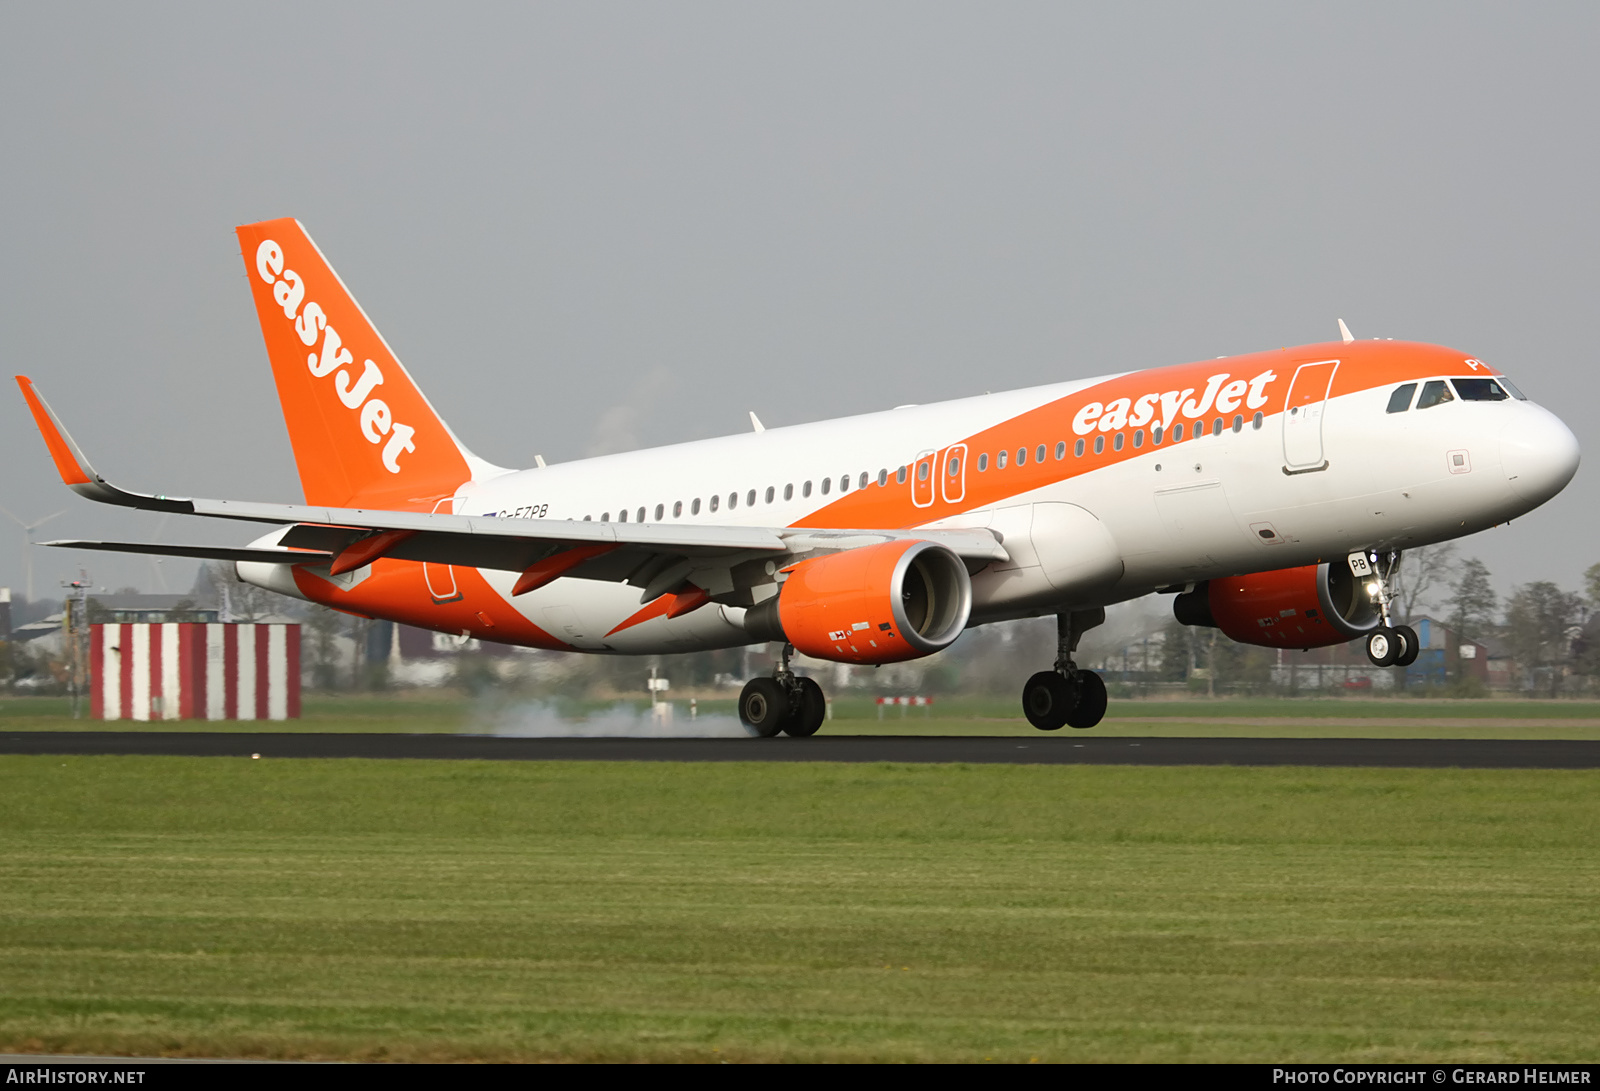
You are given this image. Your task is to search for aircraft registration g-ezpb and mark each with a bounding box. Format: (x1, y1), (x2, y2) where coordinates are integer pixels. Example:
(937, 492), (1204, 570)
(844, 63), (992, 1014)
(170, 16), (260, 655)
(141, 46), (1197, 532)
(17, 218), (1581, 735)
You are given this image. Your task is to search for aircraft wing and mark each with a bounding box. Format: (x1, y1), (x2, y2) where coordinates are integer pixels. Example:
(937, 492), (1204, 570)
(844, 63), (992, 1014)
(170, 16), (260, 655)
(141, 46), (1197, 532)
(39, 541), (335, 565)
(19, 376), (1007, 599)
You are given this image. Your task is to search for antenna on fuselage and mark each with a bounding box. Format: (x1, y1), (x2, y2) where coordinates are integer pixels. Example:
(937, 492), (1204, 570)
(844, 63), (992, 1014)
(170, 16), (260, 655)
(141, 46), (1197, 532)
(1338, 319), (1355, 343)
(748, 411), (766, 433)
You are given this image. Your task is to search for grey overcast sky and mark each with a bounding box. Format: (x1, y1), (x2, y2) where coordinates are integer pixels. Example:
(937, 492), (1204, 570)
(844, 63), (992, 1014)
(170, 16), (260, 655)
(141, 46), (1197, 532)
(1, 3), (1595, 606)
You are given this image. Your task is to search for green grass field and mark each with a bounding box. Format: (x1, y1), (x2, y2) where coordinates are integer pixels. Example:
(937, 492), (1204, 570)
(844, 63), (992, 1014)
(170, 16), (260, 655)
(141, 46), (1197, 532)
(7, 693), (1600, 738)
(0, 756), (1595, 1062)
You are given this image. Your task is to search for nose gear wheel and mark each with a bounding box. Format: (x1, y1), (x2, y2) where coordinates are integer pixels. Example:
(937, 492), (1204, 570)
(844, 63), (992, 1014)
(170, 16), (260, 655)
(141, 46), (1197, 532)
(1355, 551), (1420, 669)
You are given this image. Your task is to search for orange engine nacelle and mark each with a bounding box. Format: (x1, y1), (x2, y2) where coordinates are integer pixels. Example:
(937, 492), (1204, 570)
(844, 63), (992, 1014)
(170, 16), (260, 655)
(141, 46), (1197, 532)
(744, 539), (972, 664)
(1174, 562), (1381, 649)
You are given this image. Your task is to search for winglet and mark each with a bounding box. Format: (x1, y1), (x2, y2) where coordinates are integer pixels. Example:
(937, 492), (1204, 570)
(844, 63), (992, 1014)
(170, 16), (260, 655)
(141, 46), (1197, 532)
(16, 375), (97, 487)
(1338, 319), (1354, 343)
(14, 376), (193, 513)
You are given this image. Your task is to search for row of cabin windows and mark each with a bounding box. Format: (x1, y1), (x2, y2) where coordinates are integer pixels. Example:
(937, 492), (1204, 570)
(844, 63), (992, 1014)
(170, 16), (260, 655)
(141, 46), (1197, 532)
(974, 411), (1266, 469)
(583, 468), (900, 523)
(1385, 376), (1522, 414)
(578, 409), (1274, 523)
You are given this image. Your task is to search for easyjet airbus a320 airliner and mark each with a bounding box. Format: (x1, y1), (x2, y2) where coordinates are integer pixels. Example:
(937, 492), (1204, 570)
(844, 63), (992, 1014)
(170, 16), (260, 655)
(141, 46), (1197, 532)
(17, 218), (1581, 734)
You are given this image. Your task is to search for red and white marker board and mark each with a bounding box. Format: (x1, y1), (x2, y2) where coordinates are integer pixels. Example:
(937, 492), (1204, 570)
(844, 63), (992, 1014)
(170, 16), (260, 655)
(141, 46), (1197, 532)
(90, 623), (301, 721)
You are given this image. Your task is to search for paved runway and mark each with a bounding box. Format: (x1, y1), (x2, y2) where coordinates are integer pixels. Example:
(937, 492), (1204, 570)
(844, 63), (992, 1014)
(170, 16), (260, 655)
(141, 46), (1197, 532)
(3, 732), (1599, 768)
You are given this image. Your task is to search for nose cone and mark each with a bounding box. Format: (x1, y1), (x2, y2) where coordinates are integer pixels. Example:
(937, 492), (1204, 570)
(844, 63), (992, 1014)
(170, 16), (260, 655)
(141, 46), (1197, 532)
(1499, 406), (1580, 506)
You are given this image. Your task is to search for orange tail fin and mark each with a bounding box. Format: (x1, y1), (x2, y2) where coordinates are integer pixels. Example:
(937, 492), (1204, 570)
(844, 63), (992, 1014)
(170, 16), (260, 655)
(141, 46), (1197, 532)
(235, 218), (502, 512)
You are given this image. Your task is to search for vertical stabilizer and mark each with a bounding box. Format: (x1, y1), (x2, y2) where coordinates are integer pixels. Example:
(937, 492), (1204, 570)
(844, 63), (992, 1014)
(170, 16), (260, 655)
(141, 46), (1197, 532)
(235, 218), (504, 511)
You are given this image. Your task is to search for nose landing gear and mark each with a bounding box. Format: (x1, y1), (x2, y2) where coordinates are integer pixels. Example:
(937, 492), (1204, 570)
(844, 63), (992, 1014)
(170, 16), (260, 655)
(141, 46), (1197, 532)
(1352, 550), (1420, 668)
(738, 643), (827, 737)
(1023, 609), (1108, 731)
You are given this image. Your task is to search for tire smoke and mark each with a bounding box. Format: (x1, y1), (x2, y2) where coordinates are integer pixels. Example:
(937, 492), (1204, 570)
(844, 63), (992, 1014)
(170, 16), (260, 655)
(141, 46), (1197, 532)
(477, 700), (754, 738)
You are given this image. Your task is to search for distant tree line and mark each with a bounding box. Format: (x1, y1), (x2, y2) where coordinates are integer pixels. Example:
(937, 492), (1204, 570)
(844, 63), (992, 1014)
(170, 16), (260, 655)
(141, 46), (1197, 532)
(10, 552), (1600, 700)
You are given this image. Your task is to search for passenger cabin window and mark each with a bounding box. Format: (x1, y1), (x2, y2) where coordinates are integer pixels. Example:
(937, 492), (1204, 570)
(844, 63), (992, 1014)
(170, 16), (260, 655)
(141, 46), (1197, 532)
(946, 457), (959, 476)
(618, 510), (627, 522)
(601, 512), (610, 521)
(1093, 436), (1104, 454)
(1387, 383), (1417, 413)
(839, 475), (850, 493)
(1055, 441), (1066, 460)
(1132, 430), (1144, 448)
(1113, 433), (1124, 451)
(764, 487), (774, 504)
(747, 489), (757, 507)
(637, 507), (646, 523)
(672, 501), (682, 517)
(1252, 411), (1263, 429)
(877, 469), (888, 487)
(803, 480), (813, 497)
(859, 472), (869, 489)
(977, 454), (988, 472)
(783, 483), (793, 500)
(1452, 378), (1509, 401)
(1016, 447), (1027, 466)
(997, 450), (1008, 469)
(728, 492), (738, 509)
(1151, 427), (1163, 445)
(691, 498), (701, 515)
(1416, 380), (1454, 409)
(821, 478), (831, 495)
(896, 466), (908, 483)
(1035, 444), (1046, 464)
(1074, 439), (1085, 456)
(1172, 423), (1184, 442)
(654, 504), (664, 521)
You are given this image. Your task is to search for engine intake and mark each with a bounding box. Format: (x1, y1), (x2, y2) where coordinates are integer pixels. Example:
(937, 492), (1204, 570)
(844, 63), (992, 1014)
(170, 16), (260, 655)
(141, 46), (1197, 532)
(745, 539), (972, 664)
(1173, 561), (1380, 649)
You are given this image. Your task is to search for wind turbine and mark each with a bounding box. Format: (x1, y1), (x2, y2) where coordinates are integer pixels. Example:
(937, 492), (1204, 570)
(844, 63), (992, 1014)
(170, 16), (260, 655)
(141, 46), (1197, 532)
(145, 512), (171, 593)
(0, 504), (66, 603)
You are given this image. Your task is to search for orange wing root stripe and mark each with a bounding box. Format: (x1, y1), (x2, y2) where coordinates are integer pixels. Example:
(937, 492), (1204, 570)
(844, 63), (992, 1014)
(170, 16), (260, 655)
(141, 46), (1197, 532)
(513, 544), (617, 596)
(15, 376), (93, 486)
(329, 529), (417, 576)
(605, 585), (710, 636)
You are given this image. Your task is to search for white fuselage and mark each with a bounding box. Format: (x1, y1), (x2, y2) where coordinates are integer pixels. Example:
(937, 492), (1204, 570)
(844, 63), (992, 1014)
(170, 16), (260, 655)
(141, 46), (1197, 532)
(258, 350), (1569, 654)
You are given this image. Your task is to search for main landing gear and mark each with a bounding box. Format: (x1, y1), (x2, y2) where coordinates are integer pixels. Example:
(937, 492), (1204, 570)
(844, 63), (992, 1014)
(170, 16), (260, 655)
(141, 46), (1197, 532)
(1352, 550), (1421, 669)
(1023, 608), (1109, 731)
(738, 643), (827, 738)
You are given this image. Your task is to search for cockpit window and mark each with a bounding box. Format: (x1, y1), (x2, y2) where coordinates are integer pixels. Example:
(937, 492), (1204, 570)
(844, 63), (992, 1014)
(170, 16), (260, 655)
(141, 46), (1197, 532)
(1498, 377), (1528, 400)
(1452, 378), (1509, 401)
(1386, 383), (1417, 413)
(1416, 380), (1454, 409)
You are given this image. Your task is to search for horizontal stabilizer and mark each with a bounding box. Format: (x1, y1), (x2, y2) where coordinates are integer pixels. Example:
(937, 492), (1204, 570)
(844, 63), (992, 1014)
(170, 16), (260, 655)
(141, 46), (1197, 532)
(43, 540), (334, 565)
